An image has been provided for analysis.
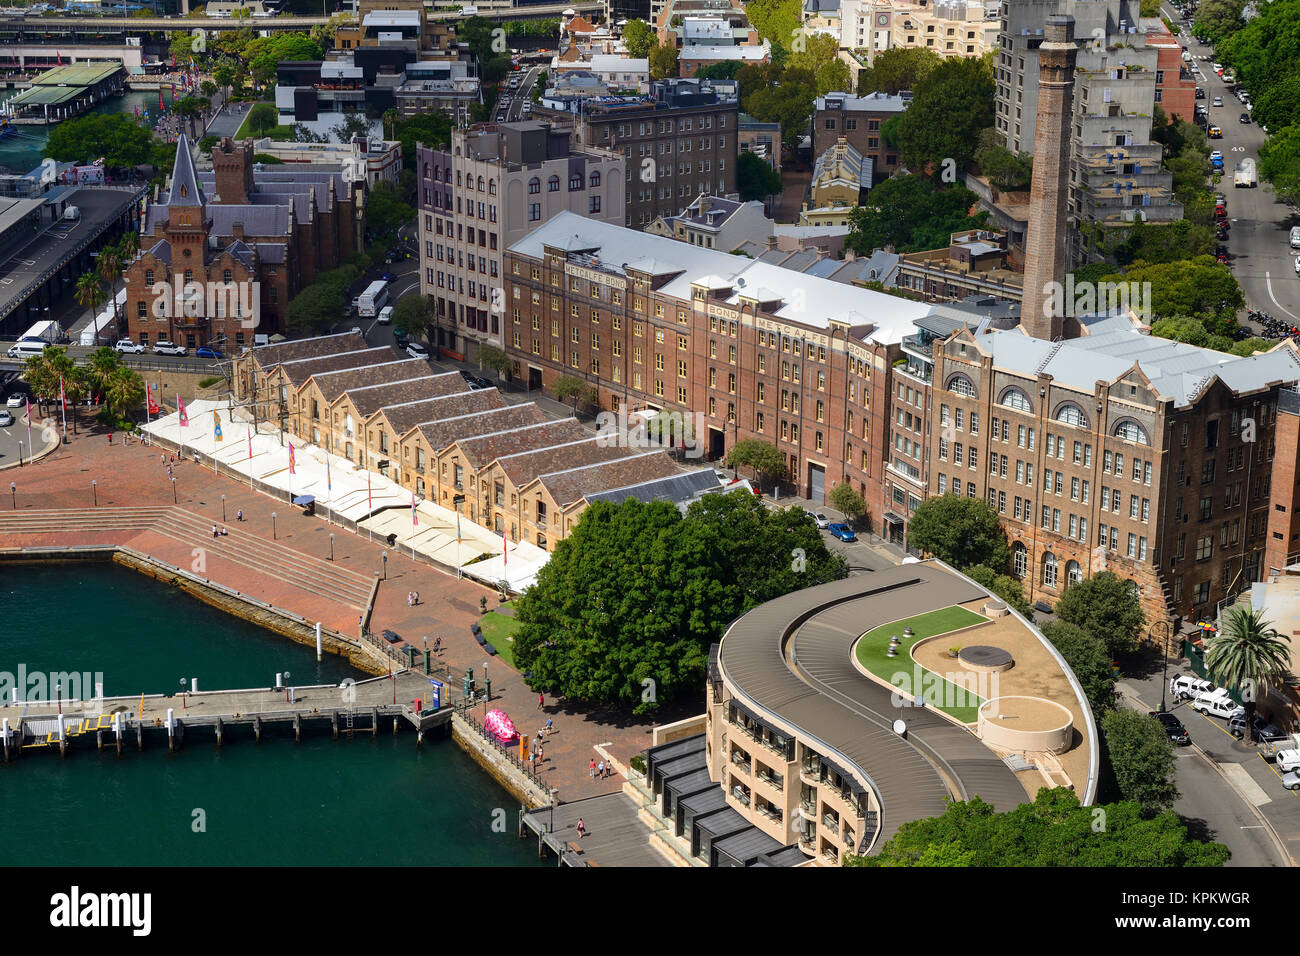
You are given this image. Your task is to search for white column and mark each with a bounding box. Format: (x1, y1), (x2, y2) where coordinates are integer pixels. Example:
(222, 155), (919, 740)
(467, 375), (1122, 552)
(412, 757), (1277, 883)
(316, 622), (322, 661)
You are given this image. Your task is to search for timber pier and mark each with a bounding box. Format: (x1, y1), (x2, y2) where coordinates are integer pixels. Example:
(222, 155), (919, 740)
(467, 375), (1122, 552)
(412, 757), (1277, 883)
(0, 671), (453, 760)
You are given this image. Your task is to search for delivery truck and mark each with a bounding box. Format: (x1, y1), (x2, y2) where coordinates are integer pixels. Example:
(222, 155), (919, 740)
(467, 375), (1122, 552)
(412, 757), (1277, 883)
(1233, 158), (1257, 188)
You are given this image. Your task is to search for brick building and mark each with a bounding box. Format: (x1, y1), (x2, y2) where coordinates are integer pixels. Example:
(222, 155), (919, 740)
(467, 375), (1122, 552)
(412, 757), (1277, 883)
(811, 93), (909, 184)
(125, 136), (361, 351)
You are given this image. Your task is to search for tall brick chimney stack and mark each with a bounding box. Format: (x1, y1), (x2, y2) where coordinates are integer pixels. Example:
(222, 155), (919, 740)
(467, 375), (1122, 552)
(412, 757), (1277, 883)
(212, 137), (254, 207)
(1020, 14), (1077, 341)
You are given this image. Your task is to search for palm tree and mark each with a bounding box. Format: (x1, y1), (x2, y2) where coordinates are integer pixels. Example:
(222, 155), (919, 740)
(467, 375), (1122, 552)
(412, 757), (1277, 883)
(382, 108), (399, 141)
(1205, 605), (1293, 743)
(74, 273), (107, 345)
(104, 365), (145, 427)
(85, 347), (122, 405)
(97, 247), (123, 335)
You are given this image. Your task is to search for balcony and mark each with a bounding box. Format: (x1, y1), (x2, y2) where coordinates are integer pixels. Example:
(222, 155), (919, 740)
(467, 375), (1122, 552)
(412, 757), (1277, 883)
(731, 784), (751, 807)
(729, 749), (750, 770)
(755, 802), (783, 824)
(821, 812), (840, 836)
(755, 767), (784, 792)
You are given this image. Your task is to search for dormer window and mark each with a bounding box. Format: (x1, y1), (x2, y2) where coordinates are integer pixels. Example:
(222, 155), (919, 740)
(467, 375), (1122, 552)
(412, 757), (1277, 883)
(180, 184), (187, 199)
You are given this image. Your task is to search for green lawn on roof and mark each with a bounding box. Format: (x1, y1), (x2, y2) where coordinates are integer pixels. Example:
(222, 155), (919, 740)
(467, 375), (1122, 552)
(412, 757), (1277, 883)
(854, 605), (988, 722)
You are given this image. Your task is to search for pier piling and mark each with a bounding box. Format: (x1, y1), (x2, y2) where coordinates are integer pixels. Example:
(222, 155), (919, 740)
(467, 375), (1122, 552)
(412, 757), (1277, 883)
(371, 708), (379, 737)
(215, 717), (223, 748)
(136, 722), (143, 751)
(332, 712), (338, 739)
(114, 713), (122, 756)
(254, 716), (262, 743)
(3, 717), (10, 762)
(96, 730), (103, 752)
(294, 713), (301, 743)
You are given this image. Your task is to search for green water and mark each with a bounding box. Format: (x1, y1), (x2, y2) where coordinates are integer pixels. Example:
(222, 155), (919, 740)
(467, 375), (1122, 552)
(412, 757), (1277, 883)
(0, 562), (543, 867)
(0, 87), (170, 174)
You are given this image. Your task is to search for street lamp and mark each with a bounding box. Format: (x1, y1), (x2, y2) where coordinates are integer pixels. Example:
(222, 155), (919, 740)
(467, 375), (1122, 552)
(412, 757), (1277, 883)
(1154, 619), (1176, 711)
(91, 480), (97, 507)
(272, 511), (277, 540)
(284, 670), (291, 703)
(329, 532), (335, 561)
(170, 476), (177, 503)
(179, 678), (188, 710)
(382, 550), (388, 580)
(483, 660), (491, 708)
(221, 494), (226, 522)
(16, 440), (22, 467)
(9, 482), (14, 509)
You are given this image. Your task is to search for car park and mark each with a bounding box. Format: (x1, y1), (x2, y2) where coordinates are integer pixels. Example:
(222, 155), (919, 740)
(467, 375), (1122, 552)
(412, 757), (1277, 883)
(0, 410), (12, 427)
(806, 510), (830, 529)
(406, 342), (429, 359)
(195, 346), (223, 359)
(1150, 711), (1191, 745)
(827, 522), (857, 542)
(152, 341), (186, 356)
(113, 339), (144, 354)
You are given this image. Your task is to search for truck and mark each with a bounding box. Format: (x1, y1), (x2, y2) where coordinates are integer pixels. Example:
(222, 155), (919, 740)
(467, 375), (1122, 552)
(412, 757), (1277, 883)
(1233, 158), (1257, 188)
(356, 280), (389, 318)
(19, 320), (64, 344)
(1258, 732), (1300, 759)
(1191, 688), (1242, 720)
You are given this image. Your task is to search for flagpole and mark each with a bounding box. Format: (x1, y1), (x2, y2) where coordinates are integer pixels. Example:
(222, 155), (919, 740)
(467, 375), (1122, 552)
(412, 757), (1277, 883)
(248, 427), (254, 491)
(59, 377), (67, 444)
(367, 471), (373, 543)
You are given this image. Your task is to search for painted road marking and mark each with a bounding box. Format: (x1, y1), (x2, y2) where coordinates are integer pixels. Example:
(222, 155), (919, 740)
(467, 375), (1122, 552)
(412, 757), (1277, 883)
(1222, 762), (1272, 806)
(1265, 272), (1299, 321)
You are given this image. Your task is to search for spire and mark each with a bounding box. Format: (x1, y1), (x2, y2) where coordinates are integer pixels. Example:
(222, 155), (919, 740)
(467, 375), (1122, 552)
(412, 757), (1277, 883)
(167, 134), (205, 207)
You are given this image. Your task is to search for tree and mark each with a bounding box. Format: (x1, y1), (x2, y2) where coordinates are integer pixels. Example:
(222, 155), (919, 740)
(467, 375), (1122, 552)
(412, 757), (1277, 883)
(74, 274), (107, 345)
(744, 73), (816, 148)
(1150, 315), (1234, 353)
(512, 494), (844, 713)
(84, 347), (122, 405)
(846, 788), (1229, 866)
(725, 438), (787, 488)
(1118, 257), (1244, 333)
(893, 55), (994, 171)
(1054, 571), (1145, 658)
(246, 103), (279, 138)
(855, 47), (942, 96)
(382, 108), (399, 142)
(365, 182), (415, 245)
(330, 113), (370, 143)
(844, 175), (986, 255)
(648, 42), (679, 80)
(44, 113), (158, 170)
(745, 0), (801, 56)
(1101, 709), (1179, 814)
(200, 80), (218, 100)
(1041, 620), (1117, 715)
(1259, 123), (1300, 205)
(622, 18), (655, 59)
(97, 247), (123, 332)
(199, 135), (219, 156)
(24, 347), (84, 434)
(693, 60), (745, 81)
(1192, 0), (1245, 44)
(392, 294), (432, 340)
(476, 343), (512, 381)
(552, 374), (597, 409)
(1205, 605), (1292, 743)
(213, 63), (236, 100)
(828, 482), (869, 527)
(904, 495), (1009, 571)
(736, 150), (782, 202)
(964, 564), (1033, 620)
(814, 58), (852, 96)
(974, 127), (1032, 190)
(103, 365), (145, 426)
(392, 111), (452, 170)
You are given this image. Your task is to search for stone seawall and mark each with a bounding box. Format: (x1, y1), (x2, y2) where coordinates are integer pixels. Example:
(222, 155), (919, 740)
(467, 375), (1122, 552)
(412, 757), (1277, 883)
(450, 711), (550, 809)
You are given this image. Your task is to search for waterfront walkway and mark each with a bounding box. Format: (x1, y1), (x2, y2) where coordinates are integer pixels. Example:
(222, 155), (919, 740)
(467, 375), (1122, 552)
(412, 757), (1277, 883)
(5, 429), (668, 803)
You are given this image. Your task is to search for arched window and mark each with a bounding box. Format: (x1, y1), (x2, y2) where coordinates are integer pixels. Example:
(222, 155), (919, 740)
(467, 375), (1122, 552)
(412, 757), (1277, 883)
(1043, 552), (1058, 588)
(589, 170), (601, 188)
(999, 386), (1033, 413)
(945, 373), (976, 397)
(548, 175), (560, 192)
(488, 179), (497, 195)
(1112, 418), (1150, 445)
(1066, 559), (1082, 585)
(1012, 542), (1027, 578)
(476, 176), (484, 192)
(1054, 402), (1088, 428)
(569, 173), (582, 190)
(223, 269), (233, 283)
(528, 178), (540, 194)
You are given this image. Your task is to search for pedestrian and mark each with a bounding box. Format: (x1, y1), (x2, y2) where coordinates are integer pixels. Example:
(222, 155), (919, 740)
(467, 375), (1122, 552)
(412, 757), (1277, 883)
(545, 718), (553, 735)
(589, 758), (596, 778)
(433, 636), (441, 654)
(107, 431), (112, 444)
(536, 742), (544, 763)
(160, 453), (166, 464)
(538, 692), (544, 710)
(576, 818), (585, 838)
(236, 509), (243, 522)
(212, 524), (218, 538)
(597, 760), (605, 779)
(414, 591), (419, 605)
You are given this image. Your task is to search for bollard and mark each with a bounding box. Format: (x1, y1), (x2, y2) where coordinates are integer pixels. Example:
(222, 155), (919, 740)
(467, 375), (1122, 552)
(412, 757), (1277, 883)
(215, 717), (223, 748)
(113, 712), (122, 756)
(315, 622), (322, 662)
(294, 713), (301, 743)
(275, 673), (283, 691)
(166, 707), (175, 752)
(2, 717), (9, 762)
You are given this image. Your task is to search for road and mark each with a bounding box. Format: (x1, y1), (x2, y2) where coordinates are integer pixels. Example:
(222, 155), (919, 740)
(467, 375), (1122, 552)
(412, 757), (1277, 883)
(1166, 7), (1300, 324)
(494, 65), (541, 123)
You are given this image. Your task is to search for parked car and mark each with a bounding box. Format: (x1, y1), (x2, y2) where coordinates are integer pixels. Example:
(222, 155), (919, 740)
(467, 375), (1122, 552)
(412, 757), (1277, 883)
(1170, 674), (1217, 701)
(827, 522), (857, 542)
(0, 410), (12, 427)
(1215, 246), (1229, 263)
(1192, 688), (1241, 719)
(195, 346), (223, 359)
(1150, 711), (1191, 745)
(806, 510), (830, 529)
(1229, 711), (1282, 740)
(1240, 112), (1251, 124)
(1195, 86), (1205, 99)
(458, 369), (491, 390)
(406, 342), (430, 359)
(5, 393), (26, 407)
(380, 271), (397, 283)
(393, 330), (409, 349)
(113, 339), (144, 354)
(349, 326), (363, 336)
(1281, 770), (1300, 791)
(152, 340), (186, 356)
(1275, 748), (1300, 772)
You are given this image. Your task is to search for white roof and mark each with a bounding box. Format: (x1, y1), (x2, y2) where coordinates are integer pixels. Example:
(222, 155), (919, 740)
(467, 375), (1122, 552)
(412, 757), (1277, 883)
(587, 54), (649, 73)
(681, 43), (771, 61)
(510, 211), (930, 344)
(363, 10), (420, 26)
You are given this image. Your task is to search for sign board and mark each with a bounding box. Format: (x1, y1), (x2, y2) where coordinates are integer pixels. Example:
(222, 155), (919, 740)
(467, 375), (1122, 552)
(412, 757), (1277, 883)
(428, 678), (442, 709)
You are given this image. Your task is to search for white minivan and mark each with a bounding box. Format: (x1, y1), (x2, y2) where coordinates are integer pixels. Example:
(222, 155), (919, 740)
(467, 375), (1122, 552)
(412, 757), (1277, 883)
(377, 305), (394, 325)
(7, 340), (46, 359)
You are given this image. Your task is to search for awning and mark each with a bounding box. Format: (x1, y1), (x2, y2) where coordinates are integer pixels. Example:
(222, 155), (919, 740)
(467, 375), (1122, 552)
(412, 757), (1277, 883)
(292, 495), (315, 505)
(882, 511), (904, 525)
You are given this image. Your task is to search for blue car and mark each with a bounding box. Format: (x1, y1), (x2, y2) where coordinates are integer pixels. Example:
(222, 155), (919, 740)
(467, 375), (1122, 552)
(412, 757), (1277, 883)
(827, 523), (857, 542)
(380, 271), (397, 283)
(196, 346), (224, 359)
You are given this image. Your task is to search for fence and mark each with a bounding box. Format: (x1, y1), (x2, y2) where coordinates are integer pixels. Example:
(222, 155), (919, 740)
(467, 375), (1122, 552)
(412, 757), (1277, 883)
(454, 700), (548, 791)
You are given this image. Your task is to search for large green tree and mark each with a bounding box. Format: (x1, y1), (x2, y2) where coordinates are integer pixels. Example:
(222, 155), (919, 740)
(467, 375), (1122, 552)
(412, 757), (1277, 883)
(1102, 708), (1180, 814)
(1054, 571), (1145, 658)
(1110, 257), (1244, 334)
(893, 54), (995, 171)
(513, 494), (845, 712)
(1041, 620), (1117, 715)
(1259, 123), (1300, 205)
(246, 103), (280, 137)
(1205, 606), (1292, 742)
(648, 42), (679, 81)
(844, 175), (987, 255)
(1192, 0), (1245, 44)
(855, 47), (942, 95)
(622, 18), (656, 59)
(736, 150), (782, 202)
(846, 788), (1229, 866)
(906, 495), (1009, 571)
(964, 563), (1033, 620)
(725, 438), (787, 487)
(44, 114), (158, 170)
(366, 182), (415, 245)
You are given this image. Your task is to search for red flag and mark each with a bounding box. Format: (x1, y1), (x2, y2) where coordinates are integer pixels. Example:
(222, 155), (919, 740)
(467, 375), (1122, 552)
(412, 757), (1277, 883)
(367, 470), (372, 512)
(288, 442), (296, 475)
(411, 491), (418, 528)
(177, 396), (189, 426)
(502, 526), (507, 568)
(159, 89), (164, 111)
(59, 376), (65, 410)
(247, 428), (252, 461)
(171, 54), (176, 68)
(146, 384), (159, 416)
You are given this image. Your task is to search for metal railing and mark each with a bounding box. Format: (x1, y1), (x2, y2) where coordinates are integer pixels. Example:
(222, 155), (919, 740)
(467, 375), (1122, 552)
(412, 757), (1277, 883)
(454, 703), (547, 790)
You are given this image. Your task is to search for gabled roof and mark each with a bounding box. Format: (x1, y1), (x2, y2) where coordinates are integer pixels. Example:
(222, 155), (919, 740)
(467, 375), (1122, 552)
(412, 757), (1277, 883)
(529, 451), (680, 509)
(251, 331), (368, 368)
(274, 347), (394, 388)
(453, 418), (589, 470)
(306, 358), (432, 403)
(337, 371), (465, 418)
(417, 404), (551, 456)
(494, 435), (632, 486)
(381, 389), (507, 439)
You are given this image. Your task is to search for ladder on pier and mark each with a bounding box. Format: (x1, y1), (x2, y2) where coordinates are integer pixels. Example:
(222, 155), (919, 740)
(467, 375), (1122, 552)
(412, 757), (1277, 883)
(345, 708), (354, 739)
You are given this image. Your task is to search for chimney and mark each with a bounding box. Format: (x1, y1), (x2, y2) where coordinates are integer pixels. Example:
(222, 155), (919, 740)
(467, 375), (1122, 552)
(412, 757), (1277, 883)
(212, 137), (254, 206)
(698, 195), (709, 215)
(232, 222), (244, 239)
(1020, 14), (1077, 341)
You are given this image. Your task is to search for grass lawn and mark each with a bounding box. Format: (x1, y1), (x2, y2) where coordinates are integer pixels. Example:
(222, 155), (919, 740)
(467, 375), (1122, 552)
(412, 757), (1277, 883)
(234, 110), (296, 141)
(479, 601), (520, 670)
(854, 605), (988, 722)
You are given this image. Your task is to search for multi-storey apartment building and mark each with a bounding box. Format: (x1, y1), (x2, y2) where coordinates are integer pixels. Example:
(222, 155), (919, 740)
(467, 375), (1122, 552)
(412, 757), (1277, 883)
(837, 0), (1000, 59)
(535, 77), (740, 229)
(812, 92), (908, 183)
(502, 209), (931, 505)
(416, 121), (625, 360)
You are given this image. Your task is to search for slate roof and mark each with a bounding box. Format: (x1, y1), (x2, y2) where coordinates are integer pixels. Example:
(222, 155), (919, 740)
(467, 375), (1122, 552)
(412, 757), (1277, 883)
(418, 405), (552, 456)
(307, 358), (433, 403)
(252, 332), (368, 369)
(167, 134), (205, 207)
(584, 466), (722, 509)
(453, 418), (589, 470)
(340, 371), (466, 417)
(380, 389), (507, 438)
(275, 347), (394, 388)
(495, 435), (633, 486)
(531, 451), (681, 508)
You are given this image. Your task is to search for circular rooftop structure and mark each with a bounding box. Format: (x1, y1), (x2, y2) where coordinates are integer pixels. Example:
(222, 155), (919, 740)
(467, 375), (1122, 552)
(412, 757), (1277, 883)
(959, 645), (1014, 672)
(977, 696), (1073, 754)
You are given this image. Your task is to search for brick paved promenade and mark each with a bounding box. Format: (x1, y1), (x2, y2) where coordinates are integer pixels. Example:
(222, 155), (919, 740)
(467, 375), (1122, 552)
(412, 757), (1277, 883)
(3, 429), (691, 803)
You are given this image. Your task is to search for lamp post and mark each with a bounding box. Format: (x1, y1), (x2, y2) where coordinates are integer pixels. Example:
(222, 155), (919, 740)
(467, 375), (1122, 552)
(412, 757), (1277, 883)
(1154, 619), (1175, 712)
(382, 550), (388, 580)
(271, 511), (277, 540)
(9, 482), (14, 509)
(284, 670), (291, 703)
(170, 476), (177, 503)
(16, 440), (22, 466)
(179, 678), (187, 710)
(483, 660), (491, 708)
(91, 480), (97, 507)
(329, 532), (335, 561)
(221, 494), (226, 522)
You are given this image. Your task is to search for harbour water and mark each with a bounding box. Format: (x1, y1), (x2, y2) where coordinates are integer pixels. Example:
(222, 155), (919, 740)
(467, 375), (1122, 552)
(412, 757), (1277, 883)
(0, 562), (543, 866)
(0, 87), (171, 174)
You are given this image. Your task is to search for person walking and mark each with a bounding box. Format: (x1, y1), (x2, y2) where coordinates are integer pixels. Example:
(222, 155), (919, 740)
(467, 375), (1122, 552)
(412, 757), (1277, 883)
(576, 818), (584, 838)
(432, 636), (441, 654)
(212, 524), (218, 539)
(538, 692), (544, 710)
(597, 760), (605, 779)
(536, 742), (544, 764)
(545, 718), (553, 735)
(236, 509), (243, 522)
(589, 758), (596, 779)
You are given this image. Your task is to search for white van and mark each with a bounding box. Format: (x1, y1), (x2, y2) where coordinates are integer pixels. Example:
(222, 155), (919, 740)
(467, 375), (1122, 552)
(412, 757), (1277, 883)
(1291, 226), (1300, 249)
(1170, 674), (1216, 701)
(377, 305), (394, 325)
(7, 340), (46, 359)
